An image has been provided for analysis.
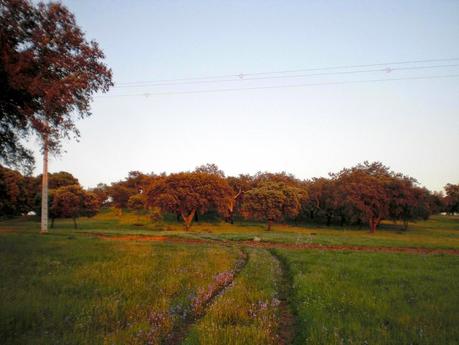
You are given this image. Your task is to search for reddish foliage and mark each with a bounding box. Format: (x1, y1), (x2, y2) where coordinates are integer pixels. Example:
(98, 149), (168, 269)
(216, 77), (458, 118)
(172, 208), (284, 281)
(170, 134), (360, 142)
(146, 171), (233, 229)
(0, 0), (112, 168)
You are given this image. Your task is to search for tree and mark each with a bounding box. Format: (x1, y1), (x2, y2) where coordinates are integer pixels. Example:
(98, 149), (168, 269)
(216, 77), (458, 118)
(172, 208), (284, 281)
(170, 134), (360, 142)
(241, 181), (301, 230)
(195, 163), (225, 177)
(0, 165), (33, 216)
(109, 183), (136, 214)
(146, 172), (233, 230)
(225, 174), (254, 224)
(125, 171), (151, 193)
(444, 183), (459, 214)
(34, 171), (79, 191)
(0, 0), (113, 232)
(89, 183), (109, 207)
(334, 162), (392, 233)
(128, 194), (146, 222)
(387, 176), (431, 230)
(81, 191), (100, 218)
(32, 171), (80, 215)
(50, 184), (99, 228)
(302, 177), (339, 225)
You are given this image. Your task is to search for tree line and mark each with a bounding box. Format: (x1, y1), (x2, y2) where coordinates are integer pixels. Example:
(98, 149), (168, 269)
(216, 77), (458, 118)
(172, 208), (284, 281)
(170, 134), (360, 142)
(0, 168), (98, 228)
(1, 162), (458, 231)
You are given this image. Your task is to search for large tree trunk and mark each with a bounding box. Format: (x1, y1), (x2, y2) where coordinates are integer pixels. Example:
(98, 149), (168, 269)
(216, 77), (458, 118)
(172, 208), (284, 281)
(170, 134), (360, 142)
(226, 192), (240, 225)
(267, 220), (272, 231)
(40, 133), (48, 234)
(369, 219), (375, 233)
(369, 217), (380, 233)
(181, 209), (196, 230)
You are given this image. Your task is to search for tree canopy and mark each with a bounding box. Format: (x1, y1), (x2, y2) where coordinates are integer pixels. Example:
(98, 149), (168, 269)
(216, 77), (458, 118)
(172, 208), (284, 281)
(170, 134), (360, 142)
(0, 0), (112, 171)
(241, 181), (303, 230)
(146, 171), (233, 229)
(50, 184), (99, 228)
(1, 163), (455, 232)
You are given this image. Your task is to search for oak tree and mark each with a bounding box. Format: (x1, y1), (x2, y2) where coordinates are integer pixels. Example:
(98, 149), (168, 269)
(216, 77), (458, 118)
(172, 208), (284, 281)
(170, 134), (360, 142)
(50, 184), (99, 228)
(241, 181), (301, 230)
(146, 172), (233, 230)
(334, 162), (392, 233)
(128, 193), (146, 222)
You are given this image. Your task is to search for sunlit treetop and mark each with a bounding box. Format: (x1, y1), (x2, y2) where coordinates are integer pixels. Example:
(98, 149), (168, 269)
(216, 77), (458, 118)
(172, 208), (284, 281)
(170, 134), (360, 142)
(0, 0), (113, 172)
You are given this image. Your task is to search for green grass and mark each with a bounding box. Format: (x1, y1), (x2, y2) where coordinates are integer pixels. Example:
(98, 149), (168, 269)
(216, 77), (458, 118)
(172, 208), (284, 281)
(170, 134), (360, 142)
(2, 209), (458, 249)
(1, 212), (458, 344)
(274, 249), (459, 345)
(183, 249), (282, 345)
(0, 232), (240, 345)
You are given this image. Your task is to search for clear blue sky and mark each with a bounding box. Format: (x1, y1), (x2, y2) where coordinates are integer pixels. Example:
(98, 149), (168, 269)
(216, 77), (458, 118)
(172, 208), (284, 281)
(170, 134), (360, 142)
(33, 0), (459, 191)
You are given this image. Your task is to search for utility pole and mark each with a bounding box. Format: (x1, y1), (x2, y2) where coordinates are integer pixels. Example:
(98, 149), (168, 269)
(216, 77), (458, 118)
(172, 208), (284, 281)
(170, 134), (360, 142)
(40, 131), (48, 233)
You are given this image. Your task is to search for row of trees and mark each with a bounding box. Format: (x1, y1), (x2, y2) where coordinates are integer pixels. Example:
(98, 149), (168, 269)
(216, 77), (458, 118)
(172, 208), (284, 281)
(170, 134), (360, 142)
(103, 163), (456, 232)
(0, 166), (99, 227)
(1, 163), (458, 232)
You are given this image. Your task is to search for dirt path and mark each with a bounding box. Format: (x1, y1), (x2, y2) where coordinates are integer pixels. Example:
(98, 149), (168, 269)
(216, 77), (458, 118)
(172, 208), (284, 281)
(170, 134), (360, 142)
(269, 250), (296, 345)
(166, 248), (249, 345)
(83, 232), (459, 256)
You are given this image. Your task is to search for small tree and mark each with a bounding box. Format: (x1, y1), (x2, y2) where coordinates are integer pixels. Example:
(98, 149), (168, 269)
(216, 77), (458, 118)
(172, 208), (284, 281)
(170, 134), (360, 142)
(90, 183), (109, 207)
(444, 183), (459, 214)
(128, 194), (146, 223)
(387, 176), (431, 230)
(241, 182), (301, 230)
(109, 183), (135, 215)
(226, 174), (254, 224)
(51, 186), (81, 228)
(50, 185), (99, 228)
(82, 191), (100, 218)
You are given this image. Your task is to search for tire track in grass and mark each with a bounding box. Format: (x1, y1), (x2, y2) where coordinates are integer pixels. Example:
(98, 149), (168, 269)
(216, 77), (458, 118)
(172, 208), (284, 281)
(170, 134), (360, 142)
(270, 249), (297, 345)
(166, 247), (248, 345)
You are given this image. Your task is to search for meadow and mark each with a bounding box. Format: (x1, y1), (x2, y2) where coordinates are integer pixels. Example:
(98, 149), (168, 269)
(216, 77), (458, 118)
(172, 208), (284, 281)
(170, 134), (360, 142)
(1, 212), (458, 344)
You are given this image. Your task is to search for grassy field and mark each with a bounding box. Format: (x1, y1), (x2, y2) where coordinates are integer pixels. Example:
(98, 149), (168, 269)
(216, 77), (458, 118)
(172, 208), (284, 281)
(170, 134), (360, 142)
(0, 232), (241, 344)
(183, 249), (283, 345)
(3, 209), (459, 249)
(1, 212), (458, 344)
(274, 249), (459, 345)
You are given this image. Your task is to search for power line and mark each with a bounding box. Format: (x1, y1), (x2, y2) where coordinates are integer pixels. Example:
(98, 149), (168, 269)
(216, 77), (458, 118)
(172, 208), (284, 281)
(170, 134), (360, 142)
(98, 74), (459, 98)
(114, 63), (459, 88)
(115, 57), (459, 86)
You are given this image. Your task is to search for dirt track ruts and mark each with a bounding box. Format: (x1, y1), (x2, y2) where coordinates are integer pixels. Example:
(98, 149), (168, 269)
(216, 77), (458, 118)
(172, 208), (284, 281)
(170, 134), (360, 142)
(166, 248), (248, 345)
